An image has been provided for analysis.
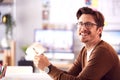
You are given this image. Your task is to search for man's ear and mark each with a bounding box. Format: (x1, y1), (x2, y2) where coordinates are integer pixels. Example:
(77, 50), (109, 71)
(98, 27), (103, 34)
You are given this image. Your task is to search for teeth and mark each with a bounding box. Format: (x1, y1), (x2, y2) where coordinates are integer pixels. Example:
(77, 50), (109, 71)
(81, 33), (87, 36)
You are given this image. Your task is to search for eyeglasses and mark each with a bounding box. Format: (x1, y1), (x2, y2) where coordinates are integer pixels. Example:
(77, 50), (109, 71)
(76, 22), (97, 29)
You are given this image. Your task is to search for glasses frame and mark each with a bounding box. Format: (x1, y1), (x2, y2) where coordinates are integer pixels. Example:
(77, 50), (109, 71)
(76, 22), (97, 29)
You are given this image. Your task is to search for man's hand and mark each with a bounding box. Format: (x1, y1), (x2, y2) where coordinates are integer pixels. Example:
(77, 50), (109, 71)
(26, 42), (51, 70)
(33, 54), (51, 70)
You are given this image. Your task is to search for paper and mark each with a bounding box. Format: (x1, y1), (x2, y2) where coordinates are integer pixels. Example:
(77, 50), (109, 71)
(25, 42), (46, 59)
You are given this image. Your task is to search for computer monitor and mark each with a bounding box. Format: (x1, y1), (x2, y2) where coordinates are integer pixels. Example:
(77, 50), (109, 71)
(34, 29), (74, 60)
(102, 30), (120, 54)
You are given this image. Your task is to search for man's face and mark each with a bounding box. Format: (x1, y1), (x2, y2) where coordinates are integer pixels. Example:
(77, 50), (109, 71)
(77, 14), (102, 44)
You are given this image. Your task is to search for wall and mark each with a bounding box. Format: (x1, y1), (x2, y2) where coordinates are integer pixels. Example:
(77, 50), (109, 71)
(98, 0), (120, 30)
(14, 0), (42, 65)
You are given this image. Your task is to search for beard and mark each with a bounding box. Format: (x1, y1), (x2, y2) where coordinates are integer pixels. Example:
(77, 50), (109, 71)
(79, 30), (91, 43)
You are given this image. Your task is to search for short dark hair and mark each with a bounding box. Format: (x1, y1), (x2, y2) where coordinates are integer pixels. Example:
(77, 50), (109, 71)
(76, 7), (105, 28)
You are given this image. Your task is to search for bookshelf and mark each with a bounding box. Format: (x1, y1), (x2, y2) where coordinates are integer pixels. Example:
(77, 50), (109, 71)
(3, 40), (16, 66)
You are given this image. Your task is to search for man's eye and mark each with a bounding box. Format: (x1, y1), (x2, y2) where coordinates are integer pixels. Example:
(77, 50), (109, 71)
(79, 22), (83, 25)
(85, 23), (91, 26)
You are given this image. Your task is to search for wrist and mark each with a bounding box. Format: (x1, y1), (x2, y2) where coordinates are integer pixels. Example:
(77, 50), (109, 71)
(44, 64), (52, 74)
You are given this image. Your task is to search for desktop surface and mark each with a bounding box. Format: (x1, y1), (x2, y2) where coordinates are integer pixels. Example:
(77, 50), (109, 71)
(4, 72), (53, 80)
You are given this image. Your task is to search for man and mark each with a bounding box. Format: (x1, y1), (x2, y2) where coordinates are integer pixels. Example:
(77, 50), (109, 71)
(33, 7), (120, 80)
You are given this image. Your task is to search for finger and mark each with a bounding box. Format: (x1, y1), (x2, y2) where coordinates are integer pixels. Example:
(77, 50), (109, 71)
(33, 60), (39, 67)
(34, 55), (39, 59)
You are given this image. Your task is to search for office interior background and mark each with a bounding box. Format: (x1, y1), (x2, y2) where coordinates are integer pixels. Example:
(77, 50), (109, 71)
(0, 0), (120, 71)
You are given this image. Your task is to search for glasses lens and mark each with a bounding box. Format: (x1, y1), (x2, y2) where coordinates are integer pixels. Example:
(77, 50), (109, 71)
(85, 22), (92, 27)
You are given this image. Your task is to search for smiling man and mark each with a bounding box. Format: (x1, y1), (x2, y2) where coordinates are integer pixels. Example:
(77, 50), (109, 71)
(33, 7), (120, 80)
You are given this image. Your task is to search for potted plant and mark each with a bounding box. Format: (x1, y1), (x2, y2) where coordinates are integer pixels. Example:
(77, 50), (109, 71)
(1, 13), (15, 49)
(2, 13), (15, 39)
(21, 45), (29, 55)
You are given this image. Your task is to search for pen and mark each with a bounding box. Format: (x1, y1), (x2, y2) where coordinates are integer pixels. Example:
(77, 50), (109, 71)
(2, 64), (7, 77)
(33, 48), (38, 54)
(33, 48), (44, 55)
(0, 64), (2, 75)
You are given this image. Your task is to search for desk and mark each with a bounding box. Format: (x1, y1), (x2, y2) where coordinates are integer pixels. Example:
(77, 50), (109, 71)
(50, 60), (73, 70)
(4, 73), (53, 80)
